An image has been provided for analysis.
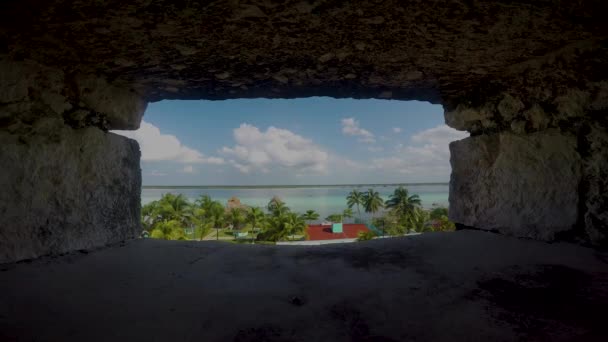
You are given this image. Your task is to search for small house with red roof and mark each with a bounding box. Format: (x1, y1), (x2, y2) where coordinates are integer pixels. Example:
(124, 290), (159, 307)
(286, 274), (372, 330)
(306, 223), (370, 241)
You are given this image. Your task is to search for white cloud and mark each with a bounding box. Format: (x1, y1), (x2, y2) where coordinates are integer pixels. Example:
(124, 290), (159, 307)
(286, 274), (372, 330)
(367, 146), (384, 152)
(392, 127), (402, 133)
(371, 125), (468, 178)
(341, 117), (375, 143)
(221, 124), (329, 174)
(181, 165), (196, 174)
(113, 121), (225, 164)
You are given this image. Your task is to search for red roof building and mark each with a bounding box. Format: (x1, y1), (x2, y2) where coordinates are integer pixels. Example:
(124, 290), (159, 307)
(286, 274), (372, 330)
(306, 224), (370, 241)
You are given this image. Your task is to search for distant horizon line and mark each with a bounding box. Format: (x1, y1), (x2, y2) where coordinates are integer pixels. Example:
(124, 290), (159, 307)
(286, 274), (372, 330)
(142, 182), (449, 189)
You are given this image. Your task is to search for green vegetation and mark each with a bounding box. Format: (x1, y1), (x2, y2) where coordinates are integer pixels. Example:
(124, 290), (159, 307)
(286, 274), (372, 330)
(357, 230), (376, 241)
(141, 186), (455, 244)
(143, 193), (309, 243)
(325, 213), (343, 222)
(325, 208), (354, 223)
(345, 186), (456, 238)
(363, 189), (384, 219)
(301, 210), (320, 223)
(346, 189), (364, 221)
(256, 198), (307, 242)
(342, 208), (353, 221)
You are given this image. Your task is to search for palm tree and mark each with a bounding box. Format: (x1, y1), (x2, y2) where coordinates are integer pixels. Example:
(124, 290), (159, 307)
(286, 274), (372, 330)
(267, 196), (289, 217)
(247, 207), (266, 243)
(346, 189), (364, 221)
(259, 212), (289, 242)
(284, 212), (307, 241)
(190, 206), (211, 240)
(301, 210), (319, 223)
(228, 208), (245, 231)
(203, 200), (226, 240)
(385, 186), (422, 229)
(207, 201), (225, 227)
(195, 194), (214, 210)
(342, 208), (354, 223)
(141, 200), (161, 231)
(363, 189), (384, 220)
(325, 213), (343, 223)
(157, 193), (194, 227)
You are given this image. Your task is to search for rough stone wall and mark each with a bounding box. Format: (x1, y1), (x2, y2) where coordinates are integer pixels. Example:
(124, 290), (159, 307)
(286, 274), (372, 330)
(0, 120), (141, 263)
(0, 57), (147, 131)
(447, 88), (608, 246)
(450, 131), (581, 241)
(1, 0), (606, 103)
(0, 0), (607, 254)
(0, 58), (144, 263)
(581, 123), (608, 245)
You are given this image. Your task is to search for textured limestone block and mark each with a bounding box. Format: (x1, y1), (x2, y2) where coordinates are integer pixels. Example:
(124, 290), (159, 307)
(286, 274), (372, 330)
(444, 103), (497, 134)
(0, 122), (141, 263)
(75, 74), (147, 130)
(449, 130), (581, 241)
(0, 57), (146, 131)
(583, 124), (608, 246)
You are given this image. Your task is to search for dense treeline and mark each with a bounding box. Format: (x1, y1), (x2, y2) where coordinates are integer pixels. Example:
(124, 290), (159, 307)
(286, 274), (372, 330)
(345, 187), (455, 236)
(141, 186), (454, 243)
(142, 194), (308, 242)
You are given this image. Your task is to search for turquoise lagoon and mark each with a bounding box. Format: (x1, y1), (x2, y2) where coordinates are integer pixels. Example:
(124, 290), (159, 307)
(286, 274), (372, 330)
(142, 184), (449, 220)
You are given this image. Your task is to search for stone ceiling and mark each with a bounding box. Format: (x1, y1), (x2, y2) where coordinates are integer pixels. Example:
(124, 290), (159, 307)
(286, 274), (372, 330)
(1, 0), (607, 106)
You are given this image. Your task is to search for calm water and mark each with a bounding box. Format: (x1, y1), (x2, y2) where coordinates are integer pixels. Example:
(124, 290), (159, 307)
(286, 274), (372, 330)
(142, 184), (449, 220)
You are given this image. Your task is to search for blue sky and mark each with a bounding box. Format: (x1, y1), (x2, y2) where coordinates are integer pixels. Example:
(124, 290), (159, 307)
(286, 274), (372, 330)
(114, 98), (468, 185)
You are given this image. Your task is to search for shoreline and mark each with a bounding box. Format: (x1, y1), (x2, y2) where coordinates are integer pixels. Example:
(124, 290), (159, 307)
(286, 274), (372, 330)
(142, 182), (449, 190)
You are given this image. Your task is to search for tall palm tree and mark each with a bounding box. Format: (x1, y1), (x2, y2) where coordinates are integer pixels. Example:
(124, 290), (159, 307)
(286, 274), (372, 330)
(267, 196), (289, 217)
(385, 186), (421, 224)
(346, 189), (364, 221)
(342, 208), (354, 223)
(195, 194), (213, 210)
(301, 210), (319, 223)
(228, 208), (245, 231)
(247, 207), (265, 231)
(284, 212), (307, 241)
(207, 201), (225, 227)
(363, 189), (384, 220)
(204, 200), (225, 240)
(259, 212), (289, 242)
(190, 206), (210, 240)
(157, 193), (193, 227)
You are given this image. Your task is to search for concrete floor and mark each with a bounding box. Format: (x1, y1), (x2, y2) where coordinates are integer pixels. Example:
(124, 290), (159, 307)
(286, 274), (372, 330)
(1, 231), (607, 341)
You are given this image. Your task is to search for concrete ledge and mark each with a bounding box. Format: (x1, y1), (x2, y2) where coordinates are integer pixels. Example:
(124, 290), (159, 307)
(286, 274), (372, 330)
(1, 231), (606, 341)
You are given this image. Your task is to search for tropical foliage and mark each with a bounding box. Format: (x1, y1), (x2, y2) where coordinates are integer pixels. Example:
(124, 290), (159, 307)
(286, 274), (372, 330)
(325, 213), (343, 223)
(429, 207), (449, 220)
(142, 194), (214, 240)
(346, 189), (364, 221)
(357, 230), (376, 241)
(301, 210), (320, 223)
(257, 209), (307, 242)
(346, 187), (456, 236)
(363, 189), (384, 218)
(342, 208), (353, 221)
(227, 208), (246, 230)
(385, 186), (421, 219)
(141, 188), (455, 243)
(247, 207), (266, 231)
